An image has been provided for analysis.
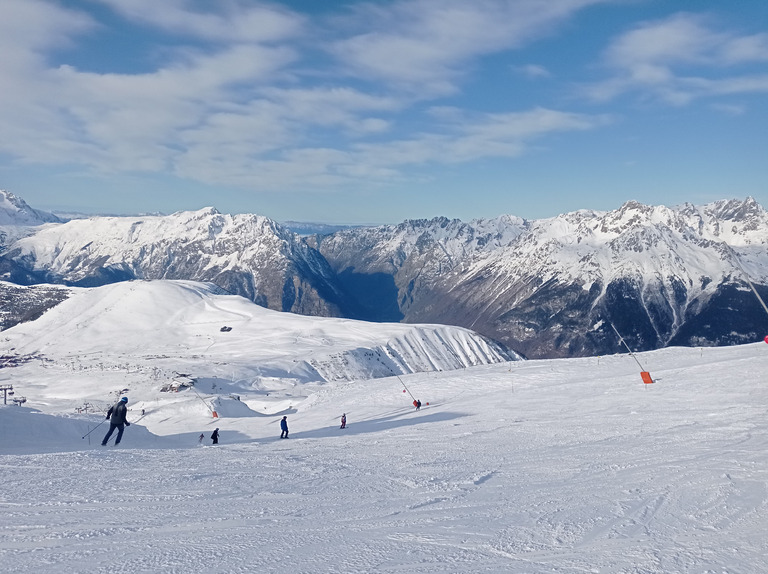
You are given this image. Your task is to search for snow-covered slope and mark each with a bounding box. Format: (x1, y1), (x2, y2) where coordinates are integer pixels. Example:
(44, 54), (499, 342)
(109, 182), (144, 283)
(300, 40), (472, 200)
(0, 189), (61, 227)
(0, 280), (517, 410)
(1, 331), (767, 572)
(0, 189), (62, 250)
(0, 281), (72, 329)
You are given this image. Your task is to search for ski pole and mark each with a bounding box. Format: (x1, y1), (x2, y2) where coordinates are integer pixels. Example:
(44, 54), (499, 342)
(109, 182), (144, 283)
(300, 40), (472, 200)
(82, 418), (107, 439)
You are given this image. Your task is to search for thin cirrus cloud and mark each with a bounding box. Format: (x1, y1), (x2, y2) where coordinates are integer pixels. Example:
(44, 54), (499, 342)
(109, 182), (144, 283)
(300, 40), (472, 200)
(585, 12), (768, 104)
(173, 107), (607, 191)
(330, 0), (609, 96)
(354, 107), (608, 166)
(88, 0), (306, 43)
(0, 0), (614, 192)
(517, 64), (552, 78)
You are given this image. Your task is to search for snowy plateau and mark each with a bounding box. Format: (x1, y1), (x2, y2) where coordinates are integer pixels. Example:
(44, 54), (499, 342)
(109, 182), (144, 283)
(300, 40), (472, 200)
(0, 279), (767, 573)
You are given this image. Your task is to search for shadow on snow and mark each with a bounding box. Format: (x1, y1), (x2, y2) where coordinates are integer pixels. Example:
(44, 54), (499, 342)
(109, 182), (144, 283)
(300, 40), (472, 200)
(282, 409), (468, 441)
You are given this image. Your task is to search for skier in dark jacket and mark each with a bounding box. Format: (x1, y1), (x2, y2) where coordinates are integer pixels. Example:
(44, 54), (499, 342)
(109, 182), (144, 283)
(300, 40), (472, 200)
(211, 428), (219, 445)
(280, 416), (289, 438)
(101, 397), (130, 446)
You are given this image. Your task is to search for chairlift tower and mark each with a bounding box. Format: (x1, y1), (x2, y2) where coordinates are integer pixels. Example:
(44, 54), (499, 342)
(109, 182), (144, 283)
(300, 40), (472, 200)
(0, 384), (13, 405)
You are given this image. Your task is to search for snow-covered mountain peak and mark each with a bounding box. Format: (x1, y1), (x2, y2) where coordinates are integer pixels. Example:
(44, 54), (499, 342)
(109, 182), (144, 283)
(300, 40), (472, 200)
(1, 200), (353, 317)
(9, 208), (298, 274)
(0, 189), (61, 226)
(707, 196), (763, 222)
(177, 206), (220, 218)
(2, 190), (767, 360)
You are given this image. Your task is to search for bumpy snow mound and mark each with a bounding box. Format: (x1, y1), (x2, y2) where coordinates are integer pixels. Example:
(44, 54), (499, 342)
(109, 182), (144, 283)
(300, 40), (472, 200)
(0, 406), (161, 454)
(1, 280), (518, 385)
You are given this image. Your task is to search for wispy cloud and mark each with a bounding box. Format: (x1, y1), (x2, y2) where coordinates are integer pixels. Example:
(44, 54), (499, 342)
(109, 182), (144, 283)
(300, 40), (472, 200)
(710, 102), (746, 115)
(89, 0), (305, 43)
(380, 106), (609, 165)
(0, 0), (614, 194)
(584, 12), (768, 104)
(174, 107), (609, 190)
(516, 64), (552, 78)
(331, 0), (607, 96)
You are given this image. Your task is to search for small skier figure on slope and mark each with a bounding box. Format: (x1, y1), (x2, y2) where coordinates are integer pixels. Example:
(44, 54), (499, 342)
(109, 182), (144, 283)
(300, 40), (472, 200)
(280, 416), (289, 439)
(211, 428), (219, 445)
(413, 399), (421, 411)
(340, 413), (346, 429)
(101, 397), (131, 446)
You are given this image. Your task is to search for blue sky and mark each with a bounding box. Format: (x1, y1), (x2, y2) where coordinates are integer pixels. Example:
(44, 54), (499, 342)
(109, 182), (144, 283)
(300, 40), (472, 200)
(0, 0), (766, 224)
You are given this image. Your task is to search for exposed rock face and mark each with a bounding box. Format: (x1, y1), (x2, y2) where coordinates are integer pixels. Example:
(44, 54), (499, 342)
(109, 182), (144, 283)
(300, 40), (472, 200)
(0, 282), (72, 330)
(313, 199), (768, 358)
(2, 188), (767, 359)
(1, 206), (353, 318)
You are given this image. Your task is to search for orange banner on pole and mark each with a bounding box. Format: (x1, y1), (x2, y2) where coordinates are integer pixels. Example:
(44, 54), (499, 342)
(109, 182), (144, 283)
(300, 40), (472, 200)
(640, 372), (654, 385)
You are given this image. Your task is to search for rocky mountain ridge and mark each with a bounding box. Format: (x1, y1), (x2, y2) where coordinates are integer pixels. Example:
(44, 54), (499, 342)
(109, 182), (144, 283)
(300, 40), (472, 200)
(1, 189), (766, 358)
(311, 198), (768, 358)
(0, 199), (353, 318)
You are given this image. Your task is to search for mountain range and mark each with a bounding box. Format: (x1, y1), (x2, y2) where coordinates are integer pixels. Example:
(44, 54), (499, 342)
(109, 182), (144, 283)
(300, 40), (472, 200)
(1, 189), (766, 359)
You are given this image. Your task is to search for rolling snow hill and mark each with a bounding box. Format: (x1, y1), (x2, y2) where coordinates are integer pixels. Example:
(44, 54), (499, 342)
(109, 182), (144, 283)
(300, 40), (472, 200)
(0, 280), (517, 416)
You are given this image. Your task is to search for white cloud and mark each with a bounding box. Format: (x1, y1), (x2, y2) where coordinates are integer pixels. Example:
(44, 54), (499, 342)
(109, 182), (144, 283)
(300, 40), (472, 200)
(0, 0), (611, 195)
(710, 103), (746, 116)
(0, 0), (305, 174)
(517, 64), (552, 78)
(0, 0), (94, 52)
(170, 107), (607, 191)
(331, 0), (608, 96)
(89, 0), (305, 43)
(585, 12), (768, 104)
(353, 107), (608, 166)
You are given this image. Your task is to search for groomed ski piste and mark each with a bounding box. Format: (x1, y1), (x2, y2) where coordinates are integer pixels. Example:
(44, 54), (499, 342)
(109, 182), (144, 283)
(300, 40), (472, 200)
(1, 280), (767, 573)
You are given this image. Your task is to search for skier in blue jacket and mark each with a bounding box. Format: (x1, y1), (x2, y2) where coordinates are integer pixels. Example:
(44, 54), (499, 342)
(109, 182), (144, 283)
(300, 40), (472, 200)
(280, 416), (289, 439)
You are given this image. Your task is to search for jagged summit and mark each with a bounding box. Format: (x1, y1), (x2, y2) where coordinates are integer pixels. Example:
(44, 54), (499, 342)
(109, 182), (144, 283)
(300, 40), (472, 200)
(0, 189), (61, 226)
(1, 202), (351, 318)
(1, 190), (766, 359)
(707, 196), (763, 222)
(314, 197), (768, 358)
